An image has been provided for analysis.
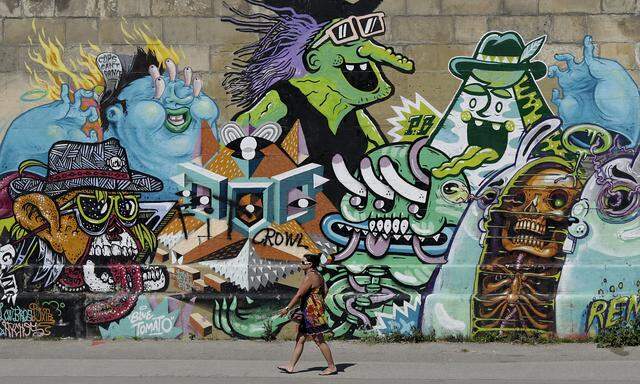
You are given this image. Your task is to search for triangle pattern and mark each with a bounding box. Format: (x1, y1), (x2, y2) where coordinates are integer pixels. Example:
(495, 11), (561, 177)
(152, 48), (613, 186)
(281, 120), (300, 164)
(313, 173), (330, 189)
(170, 173), (186, 188)
(205, 147), (244, 179)
(297, 121), (309, 163)
(201, 239), (300, 291)
(252, 143), (297, 178)
(200, 120), (220, 164)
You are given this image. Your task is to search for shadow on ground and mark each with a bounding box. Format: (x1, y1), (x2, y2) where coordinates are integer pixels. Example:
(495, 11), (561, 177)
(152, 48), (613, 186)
(292, 363), (356, 374)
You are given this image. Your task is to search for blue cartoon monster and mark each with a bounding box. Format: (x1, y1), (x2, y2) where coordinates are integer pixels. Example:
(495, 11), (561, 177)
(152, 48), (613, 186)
(0, 49), (219, 200)
(549, 35), (640, 147)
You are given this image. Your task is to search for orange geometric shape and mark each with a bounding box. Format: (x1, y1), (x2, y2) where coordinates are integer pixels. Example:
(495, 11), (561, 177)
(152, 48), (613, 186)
(252, 143), (297, 178)
(281, 119), (300, 164)
(205, 147), (244, 179)
(201, 120), (220, 164)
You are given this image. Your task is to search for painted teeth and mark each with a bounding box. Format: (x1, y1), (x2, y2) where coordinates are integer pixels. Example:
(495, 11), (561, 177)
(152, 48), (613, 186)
(400, 220), (409, 234)
(514, 234), (544, 249)
(514, 219), (546, 235)
(474, 119), (482, 127)
(492, 122), (501, 131)
(143, 269), (162, 281)
(167, 114), (185, 125)
(359, 63), (368, 70)
(353, 218), (451, 247)
(383, 220), (392, 234)
(346, 64), (355, 71)
(89, 244), (138, 258)
(366, 218), (414, 236)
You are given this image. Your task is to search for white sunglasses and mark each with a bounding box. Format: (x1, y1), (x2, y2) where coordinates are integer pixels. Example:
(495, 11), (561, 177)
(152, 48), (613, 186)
(311, 13), (386, 49)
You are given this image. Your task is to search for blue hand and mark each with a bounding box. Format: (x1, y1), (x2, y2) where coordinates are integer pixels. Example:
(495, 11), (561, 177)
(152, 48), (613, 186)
(0, 84), (101, 173)
(52, 84), (100, 126)
(548, 35), (640, 146)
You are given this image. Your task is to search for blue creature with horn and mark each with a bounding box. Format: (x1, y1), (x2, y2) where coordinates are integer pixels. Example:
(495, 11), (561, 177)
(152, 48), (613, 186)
(0, 49), (219, 200)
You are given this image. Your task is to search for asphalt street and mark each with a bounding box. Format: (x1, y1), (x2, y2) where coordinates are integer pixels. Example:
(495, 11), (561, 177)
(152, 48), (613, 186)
(0, 339), (638, 384)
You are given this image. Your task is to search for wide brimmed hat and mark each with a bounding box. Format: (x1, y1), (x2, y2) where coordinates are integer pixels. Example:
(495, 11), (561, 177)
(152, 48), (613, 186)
(450, 31), (547, 80)
(9, 139), (163, 199)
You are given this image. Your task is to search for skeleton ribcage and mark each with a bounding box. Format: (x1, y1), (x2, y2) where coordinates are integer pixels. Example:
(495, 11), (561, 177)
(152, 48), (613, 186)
(472, 251), (565, 335)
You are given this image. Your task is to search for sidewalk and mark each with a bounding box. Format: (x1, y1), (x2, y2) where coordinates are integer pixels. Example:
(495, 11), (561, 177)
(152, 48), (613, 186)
(0, 340), (639, 383)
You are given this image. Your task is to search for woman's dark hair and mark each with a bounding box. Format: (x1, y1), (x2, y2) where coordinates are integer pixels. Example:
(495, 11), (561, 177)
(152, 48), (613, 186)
(304, 253), (322, 268)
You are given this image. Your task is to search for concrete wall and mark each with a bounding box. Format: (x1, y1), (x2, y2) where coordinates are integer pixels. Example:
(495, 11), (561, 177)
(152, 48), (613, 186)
(0, 0), (637, 340)
(0, 0), (638, 122)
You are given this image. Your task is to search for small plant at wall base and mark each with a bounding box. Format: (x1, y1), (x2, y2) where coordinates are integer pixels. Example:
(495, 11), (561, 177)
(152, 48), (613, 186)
(471, 331), (559, 344)
(262, 318), (277, 342)
(360, 327), (435, 344)
(595, 318), (640, 348)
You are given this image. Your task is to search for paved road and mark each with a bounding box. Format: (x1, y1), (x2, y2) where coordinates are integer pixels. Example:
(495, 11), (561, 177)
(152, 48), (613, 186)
(0, 340), (639, 383)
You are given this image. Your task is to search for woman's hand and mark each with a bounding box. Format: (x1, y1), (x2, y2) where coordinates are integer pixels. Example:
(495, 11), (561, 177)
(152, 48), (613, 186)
(278, 307), (289, 317)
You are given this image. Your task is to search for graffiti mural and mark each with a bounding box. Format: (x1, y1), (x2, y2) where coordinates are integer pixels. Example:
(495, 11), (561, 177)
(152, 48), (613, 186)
(0, 26), (219, 201)
(0, 0), (638, 341)
(430, 31), (553, 192)
(320, 141), (468, 337)
(225, 0), (414, 204)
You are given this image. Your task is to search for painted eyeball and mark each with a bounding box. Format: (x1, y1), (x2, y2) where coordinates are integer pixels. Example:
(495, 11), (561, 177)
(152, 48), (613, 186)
(548, 189), (569, 209)
(495, 101), (503, 113)
(373, 198), (394, 213)
(349, 195), (366, 210)
(408, 203), (426, 219)
(441, 180), (469, 203)
(469, 98), (477, 109)
(289, 198), (316, 209)
(117, 197), (139, 221)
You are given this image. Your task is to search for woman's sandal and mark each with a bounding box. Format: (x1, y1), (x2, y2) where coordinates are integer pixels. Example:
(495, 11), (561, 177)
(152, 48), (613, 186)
(277, 366), (294, 374)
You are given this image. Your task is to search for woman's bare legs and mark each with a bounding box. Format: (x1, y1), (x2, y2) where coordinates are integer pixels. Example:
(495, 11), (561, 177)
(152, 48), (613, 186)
(278, 331), (306, 373)
(313, 334), (337, 375)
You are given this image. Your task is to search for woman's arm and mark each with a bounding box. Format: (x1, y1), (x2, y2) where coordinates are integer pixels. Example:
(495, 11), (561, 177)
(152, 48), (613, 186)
(279, 276), (312, 316)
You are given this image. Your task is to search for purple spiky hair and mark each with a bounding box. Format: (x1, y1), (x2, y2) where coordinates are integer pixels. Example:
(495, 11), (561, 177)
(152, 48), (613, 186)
(222, 1), (327, 109)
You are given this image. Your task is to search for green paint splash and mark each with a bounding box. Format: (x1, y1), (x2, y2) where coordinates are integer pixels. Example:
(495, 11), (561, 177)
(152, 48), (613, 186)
(432, 146), (499, 178)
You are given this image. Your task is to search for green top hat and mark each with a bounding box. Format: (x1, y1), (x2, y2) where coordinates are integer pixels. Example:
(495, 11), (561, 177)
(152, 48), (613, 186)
(450, 31), (547, 80)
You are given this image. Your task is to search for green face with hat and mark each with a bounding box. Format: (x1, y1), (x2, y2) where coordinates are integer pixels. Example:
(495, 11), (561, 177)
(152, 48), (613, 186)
(429, 31), (550, 193)
(450, 31), (547, 88)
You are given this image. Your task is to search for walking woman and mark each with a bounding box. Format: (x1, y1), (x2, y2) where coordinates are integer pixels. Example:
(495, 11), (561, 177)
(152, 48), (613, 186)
(277, 253), (337, 375)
